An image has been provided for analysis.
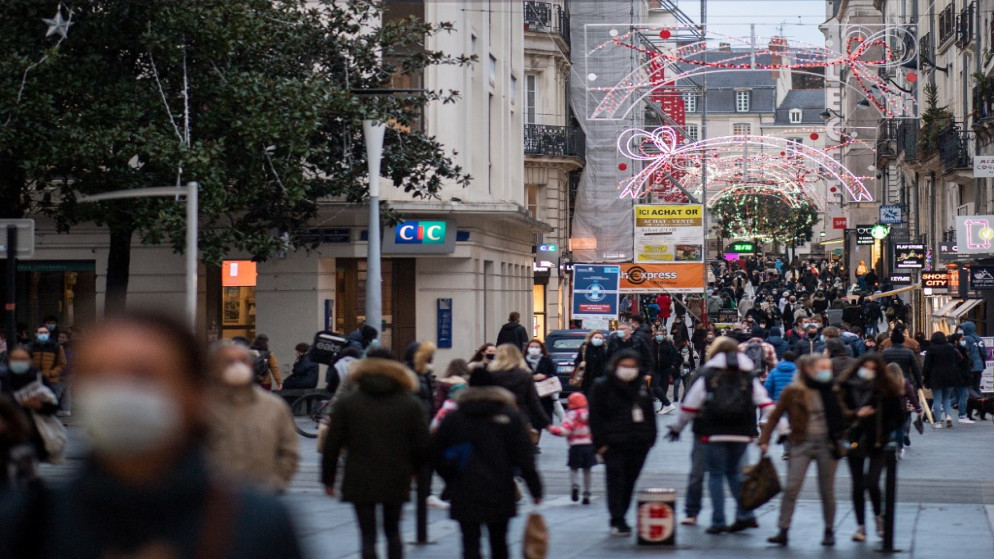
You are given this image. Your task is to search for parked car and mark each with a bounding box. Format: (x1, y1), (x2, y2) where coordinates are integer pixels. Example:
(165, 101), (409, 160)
(544, 329), (590, 396)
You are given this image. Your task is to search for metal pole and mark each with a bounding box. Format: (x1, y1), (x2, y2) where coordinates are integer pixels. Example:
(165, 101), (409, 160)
(5, 226), (16, 349)
(186, 182), (199, 331)
(700, 0), (709, 326)
(881, 446), (898, 552)
(363, 120), (386, 336)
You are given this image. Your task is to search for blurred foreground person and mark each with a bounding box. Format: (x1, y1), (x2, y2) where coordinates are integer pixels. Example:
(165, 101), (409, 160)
(323, 350), (430, 559)
(0, 311), (303, 558)
(206, 341), (299, 493)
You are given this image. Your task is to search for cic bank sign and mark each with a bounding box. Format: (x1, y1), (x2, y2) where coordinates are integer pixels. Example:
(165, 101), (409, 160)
(383, 220), (455, 255)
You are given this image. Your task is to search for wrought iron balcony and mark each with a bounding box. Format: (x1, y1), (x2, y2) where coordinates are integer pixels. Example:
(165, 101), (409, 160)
(896, 119), (918, 162)
(957, 2), (976, 48)
(524, 1), (570, 46)
(973, 78), (994, 124)
(937, 124), (973, 173)
(524, 124), (585, 160)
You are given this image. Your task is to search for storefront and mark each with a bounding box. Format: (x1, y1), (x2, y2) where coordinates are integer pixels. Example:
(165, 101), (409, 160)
(0, 260), (98, 333)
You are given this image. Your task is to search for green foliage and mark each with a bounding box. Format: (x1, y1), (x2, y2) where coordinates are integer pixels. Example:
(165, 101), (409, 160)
(710, 192), (819, 245)
(1, 0), (473, 265)
(918, 81), (953, 155)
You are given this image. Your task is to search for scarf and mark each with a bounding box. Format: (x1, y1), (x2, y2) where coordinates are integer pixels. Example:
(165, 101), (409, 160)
(525, 353), (541, 371)
(802, 375), (846, 437)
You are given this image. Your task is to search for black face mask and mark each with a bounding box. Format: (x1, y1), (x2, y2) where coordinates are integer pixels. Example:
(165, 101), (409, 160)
(807, 331), (819, 339)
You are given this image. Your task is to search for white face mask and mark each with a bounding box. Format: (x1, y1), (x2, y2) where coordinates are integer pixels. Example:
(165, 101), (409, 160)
(527, 347), (542, 357)
(857, 367), (876, 381)
(616, 366), (639, 382)
(76, 379), (183, 458)
(222, 362), (254, 386)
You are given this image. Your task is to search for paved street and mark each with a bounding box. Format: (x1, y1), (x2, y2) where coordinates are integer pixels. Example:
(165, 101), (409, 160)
(43, 413), (994, 558)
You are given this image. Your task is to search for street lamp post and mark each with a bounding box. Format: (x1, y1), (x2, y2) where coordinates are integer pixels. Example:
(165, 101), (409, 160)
(363, 120), (386, 334)
(77, 182), (199, 330)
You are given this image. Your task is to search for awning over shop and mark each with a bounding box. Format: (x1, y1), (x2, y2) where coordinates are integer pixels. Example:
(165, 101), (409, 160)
(947, 299), (983, 319)
(931, 299), (961, 317)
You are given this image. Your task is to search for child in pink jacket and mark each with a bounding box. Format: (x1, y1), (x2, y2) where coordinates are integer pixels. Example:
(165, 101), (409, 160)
(549, 392), (597, 504)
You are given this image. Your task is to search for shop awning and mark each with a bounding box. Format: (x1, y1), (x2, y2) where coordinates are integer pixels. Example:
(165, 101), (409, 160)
(932, 299), (961, 318)
(867, 284), (920, 300)
(948, 299), (983, 319)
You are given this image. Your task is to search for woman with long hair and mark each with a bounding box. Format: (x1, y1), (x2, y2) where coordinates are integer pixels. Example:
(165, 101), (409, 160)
(468, 343), (496, 370)
(523, 339), (557, 423)
(838, 354), (904, 542)
(759, 354), (847, 547)
(488, 345), (549, 433)
(576, 330), (608, 395)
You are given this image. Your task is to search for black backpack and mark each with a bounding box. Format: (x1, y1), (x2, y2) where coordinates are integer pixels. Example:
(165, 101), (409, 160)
(743, 341), (767, 376)
(700, 354), (754, 424)
(253, 349), (271, 384)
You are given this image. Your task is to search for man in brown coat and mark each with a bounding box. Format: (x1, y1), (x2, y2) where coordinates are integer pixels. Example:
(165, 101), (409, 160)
(28, 325), (66, 384)
(205, 341), (299, 493)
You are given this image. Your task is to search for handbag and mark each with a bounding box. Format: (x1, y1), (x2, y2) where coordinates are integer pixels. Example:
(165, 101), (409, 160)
(569, 361), (586, 387)
(535, 377), (562, 398)
(31, 411), (67, 464)
(522, 511), (548, 559)
(739, 453), (781, 511)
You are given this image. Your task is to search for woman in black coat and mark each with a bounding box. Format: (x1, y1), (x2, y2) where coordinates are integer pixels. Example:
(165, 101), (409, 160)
(925, 332), (971, 424)
(432, 370), (542, 559)
(588, 350), (658, 535)
(577, 331), (609, 395)
(524, 339), (557, 422)
(487, 345), (550, 431)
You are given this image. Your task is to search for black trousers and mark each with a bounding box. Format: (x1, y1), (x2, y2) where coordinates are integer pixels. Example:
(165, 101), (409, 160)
(604, 446), (650, 527)
(354, 502), (404, 559)
(846, 450), (885, 526)
(459, 518), (510, 559)
(650, 370), (672, 406)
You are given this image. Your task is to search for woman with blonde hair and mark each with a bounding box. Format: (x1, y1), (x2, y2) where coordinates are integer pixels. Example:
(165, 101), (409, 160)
(489, 344), (550, 432)
(576, 330), (608, 395)
(759, 354), (847, 547)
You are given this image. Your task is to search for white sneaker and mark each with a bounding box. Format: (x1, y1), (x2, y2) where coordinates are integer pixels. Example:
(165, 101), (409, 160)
(959, 417), (975, 424)
(55, 410), (71, 418)
(898, 448), (905, 460)
(426, 496), (450, 509)
(658, 404), (676, 415)
(946, 415), (953, 428)
(934, 420), (943, 429)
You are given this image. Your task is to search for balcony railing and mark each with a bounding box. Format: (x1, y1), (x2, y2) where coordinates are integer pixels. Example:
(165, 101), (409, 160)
(938, 4), (956, 46)
(896, 119), (918, 161)
(957, 1), (976, 48)
(973, 78), (994, 124)
(937, 124), (973, 172)
(524, 1), (570, 46)
(524, 124), (585, 160)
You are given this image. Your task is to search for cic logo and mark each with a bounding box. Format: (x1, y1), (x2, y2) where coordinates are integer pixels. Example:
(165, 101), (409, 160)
(395, 221), (446, 245)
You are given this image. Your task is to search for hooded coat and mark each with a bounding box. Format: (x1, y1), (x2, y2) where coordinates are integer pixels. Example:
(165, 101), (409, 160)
(763, 360), (797, 402)
(322, 358), (429, 504)
(765, 327), (790, 359)
(960, 322), (986, 373)
(431, 386), (542, 524)
(923, 336), (969, 389)
(588, 372), (657, 450)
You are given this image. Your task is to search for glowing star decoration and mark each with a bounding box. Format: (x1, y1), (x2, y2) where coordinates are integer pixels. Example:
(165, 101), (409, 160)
(584, 25), (919, 121)
(616, 127), (874, 204)
(43, 7), (74, 40)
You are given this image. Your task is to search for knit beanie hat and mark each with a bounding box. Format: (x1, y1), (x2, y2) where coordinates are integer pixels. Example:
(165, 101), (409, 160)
(567, 392), (588, 410)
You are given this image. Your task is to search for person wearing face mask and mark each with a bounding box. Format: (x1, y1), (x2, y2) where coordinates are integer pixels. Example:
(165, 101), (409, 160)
(838, 354), (905, 542)
(0, 347), (59, 464)
(468, 343), (497, 371)
(27, 326), (67, 405)
(588, 351), (658, 536)
(577, 331), (608, 395)
(281, 343), (320, 390)
(607, 323), (652, 376)
(523, 339), (557, 425)
(794, 322), (823, 356)
(925, 332), (972, 429)
(1, 312), (304, 558)
(759, 355), (848, 547)
(205, 342), (299, 493)
(651, 333), (679, 415)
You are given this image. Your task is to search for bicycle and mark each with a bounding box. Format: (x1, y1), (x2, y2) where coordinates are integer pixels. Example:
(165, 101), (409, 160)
(288, 389), (332, 438)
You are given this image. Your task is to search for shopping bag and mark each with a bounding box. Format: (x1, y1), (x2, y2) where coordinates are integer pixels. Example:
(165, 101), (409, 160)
(740, 454), (781, 511)
(535, 377), (562, 398)
(31, 411), (66, 464)
(568, 362), (585, 387)
(523, 512), (548, 559)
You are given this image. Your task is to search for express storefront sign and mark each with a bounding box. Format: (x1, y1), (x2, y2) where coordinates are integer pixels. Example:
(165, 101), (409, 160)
(619, 263), (706, 293)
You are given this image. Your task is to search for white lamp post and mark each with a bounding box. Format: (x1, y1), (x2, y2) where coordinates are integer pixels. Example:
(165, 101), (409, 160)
(363, 120), (386, 334)
(77, 182), (199, 330)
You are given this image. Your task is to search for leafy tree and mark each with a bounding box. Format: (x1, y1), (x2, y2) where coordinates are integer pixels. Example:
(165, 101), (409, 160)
(711, 191), (819, 250)
(1, 0), (472, 313)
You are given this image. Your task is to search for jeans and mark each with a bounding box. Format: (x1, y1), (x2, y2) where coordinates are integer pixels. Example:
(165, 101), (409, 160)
(651, 370), (672, 406)
(459, 519), (509, 559)
(354, 503), (404, 559)
(846, 450), (885, 526)
(933, 386), (955, 420)
(957, 385), (972, 418)
(704, 442), (754, 527)
(778, 438), (838, 531)
(603, 446), (650, 527)
(685, 438), (705, 517)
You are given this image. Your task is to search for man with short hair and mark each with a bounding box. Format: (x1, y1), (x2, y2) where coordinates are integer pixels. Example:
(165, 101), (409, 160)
(739, 327), (778, 380)
(496, 312), (529, 351)
(28, 326), (67, 400)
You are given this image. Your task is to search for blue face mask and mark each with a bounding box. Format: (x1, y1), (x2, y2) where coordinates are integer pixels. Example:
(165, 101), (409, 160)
(655, 335), (664, 342)
(36, 333), (49, 343)
(960, 340), (968, 347)
(591, 338), (604, 347)
(814, 369), (833, 383)
(9, 361), (30, 374)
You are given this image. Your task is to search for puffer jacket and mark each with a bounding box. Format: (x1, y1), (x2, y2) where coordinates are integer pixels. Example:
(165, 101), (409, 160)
(322, 358), (429, 504)
(27, 343), (66, 384)
(763, 360), (797, 402)
(206, 385), (299, 492)
(548, 407), (593, 446)
(431, 386), (542, 524)
(588, 373), (657, 450)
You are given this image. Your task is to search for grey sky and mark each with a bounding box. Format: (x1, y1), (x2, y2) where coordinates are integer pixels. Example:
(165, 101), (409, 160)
(675, 0), (827, 47)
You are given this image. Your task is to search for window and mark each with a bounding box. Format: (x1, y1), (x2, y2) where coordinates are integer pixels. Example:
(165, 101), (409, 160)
(525, 74), (537, 124)
(488, 54), (496, 87)
(789, 108), (802, 123)
(732, 123), (751, 136)
(735, 90), (751, 112)
(527, 185), (540, 219)
(683, 93), (698, 113)
(510, 74), (518, 106)
(684, 124), (699, 143)
(788, 137), (803, 145)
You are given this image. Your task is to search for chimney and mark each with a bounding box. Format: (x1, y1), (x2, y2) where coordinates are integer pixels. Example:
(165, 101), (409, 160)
(719, 42), (732, 52)
(769, 36), (788, 78)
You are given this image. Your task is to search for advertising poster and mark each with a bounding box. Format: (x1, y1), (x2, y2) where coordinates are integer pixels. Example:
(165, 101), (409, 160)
(970, 266), (994, 290)
(634, 205), (704, 263)
(572, 265), (621, 325)
(619, 263), (706, 293)
(893, 243), (925, 269)
(955, 215), (994, 254)
(982, 338), (994, 393)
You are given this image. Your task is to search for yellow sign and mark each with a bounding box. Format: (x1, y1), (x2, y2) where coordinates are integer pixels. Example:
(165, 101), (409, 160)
(634, 205), (704, 263)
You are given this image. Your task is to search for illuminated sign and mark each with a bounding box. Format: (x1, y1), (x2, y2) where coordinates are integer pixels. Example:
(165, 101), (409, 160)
(395, 221), (446, 245)
(956, 216), (994, 254)
(893, 243), (925, 269)
(728, 242), (755, 254)
(870, 224), (890, 240)
(921, 272), (949, 290)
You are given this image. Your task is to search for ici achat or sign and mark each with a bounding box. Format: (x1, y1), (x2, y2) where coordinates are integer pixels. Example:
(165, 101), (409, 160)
(633, 205), (704, 263)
